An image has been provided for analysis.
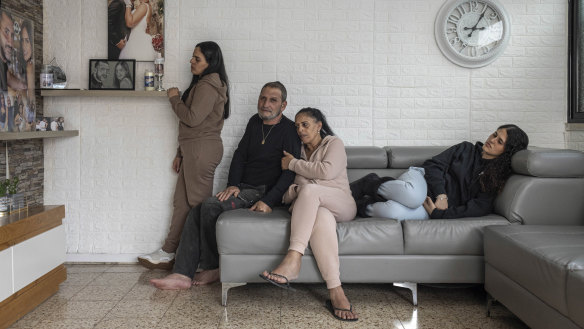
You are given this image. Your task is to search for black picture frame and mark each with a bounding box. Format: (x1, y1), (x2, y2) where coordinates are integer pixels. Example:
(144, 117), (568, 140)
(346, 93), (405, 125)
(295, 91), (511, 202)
(88, 59), (135, 90)
(569, 0), (584, 123)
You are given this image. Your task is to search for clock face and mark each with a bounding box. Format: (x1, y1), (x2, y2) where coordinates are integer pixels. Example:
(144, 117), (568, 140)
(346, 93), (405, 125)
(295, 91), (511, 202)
(435, 0), (510, 68)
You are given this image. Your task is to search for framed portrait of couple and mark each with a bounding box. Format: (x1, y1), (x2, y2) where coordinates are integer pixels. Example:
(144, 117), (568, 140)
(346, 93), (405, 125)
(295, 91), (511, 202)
(89, 59), (136, 90)
(107, 0), (165, 61)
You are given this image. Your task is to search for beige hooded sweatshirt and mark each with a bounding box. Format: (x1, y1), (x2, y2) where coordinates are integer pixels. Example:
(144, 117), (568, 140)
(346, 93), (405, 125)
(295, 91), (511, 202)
(169, 73), (227, 156)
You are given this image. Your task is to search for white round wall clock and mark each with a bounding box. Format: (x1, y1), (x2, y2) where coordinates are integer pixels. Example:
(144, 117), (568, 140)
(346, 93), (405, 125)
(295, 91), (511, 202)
(435, 0), (511, 68)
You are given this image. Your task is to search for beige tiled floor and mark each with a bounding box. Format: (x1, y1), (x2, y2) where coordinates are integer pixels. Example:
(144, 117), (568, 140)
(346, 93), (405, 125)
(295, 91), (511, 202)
(9, 264), (529, 329)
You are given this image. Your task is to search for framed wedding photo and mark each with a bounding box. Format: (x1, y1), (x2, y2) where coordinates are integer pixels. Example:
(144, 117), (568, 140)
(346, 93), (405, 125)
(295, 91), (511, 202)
(107, 0), (165, 61)
(88, 59), (135, 90)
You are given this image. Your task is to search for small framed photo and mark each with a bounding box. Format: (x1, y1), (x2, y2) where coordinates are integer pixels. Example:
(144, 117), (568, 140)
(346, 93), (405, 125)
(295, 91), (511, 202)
(35, 116), (64, 131)
(89, 59), (135, 90)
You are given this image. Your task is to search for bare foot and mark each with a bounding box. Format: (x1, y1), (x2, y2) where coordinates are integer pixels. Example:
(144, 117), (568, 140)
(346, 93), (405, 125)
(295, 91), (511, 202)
(150, 273), (192, 290)
(329, 286), (358, 321)
(260, 250), (302, 284)
(193, 269), (220, 286)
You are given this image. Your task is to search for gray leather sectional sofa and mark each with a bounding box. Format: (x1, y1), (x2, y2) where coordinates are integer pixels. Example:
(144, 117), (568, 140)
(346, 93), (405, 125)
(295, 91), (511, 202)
(485, 225), (584, 329)
(216, 146), (584, 310)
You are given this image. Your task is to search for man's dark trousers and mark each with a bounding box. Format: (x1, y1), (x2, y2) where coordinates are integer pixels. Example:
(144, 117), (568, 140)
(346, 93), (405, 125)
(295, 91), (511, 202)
(172, 185), (265, 278)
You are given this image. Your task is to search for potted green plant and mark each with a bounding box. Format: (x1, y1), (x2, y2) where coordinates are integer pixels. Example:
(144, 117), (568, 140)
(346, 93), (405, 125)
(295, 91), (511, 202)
(0, 178), (25, 214)
(0, 179), (10, 214)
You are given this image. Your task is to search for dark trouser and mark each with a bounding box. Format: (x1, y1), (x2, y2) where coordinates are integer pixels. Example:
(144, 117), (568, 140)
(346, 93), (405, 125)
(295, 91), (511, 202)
(172, 184), (265, 279)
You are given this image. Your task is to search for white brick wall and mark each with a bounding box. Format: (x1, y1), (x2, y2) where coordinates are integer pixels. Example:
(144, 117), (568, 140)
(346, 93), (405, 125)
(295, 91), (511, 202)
(42, 0), (574, 260)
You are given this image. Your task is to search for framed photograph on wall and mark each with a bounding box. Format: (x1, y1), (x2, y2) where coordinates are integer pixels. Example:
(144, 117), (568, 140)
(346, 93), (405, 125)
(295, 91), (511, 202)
(89, 59), (135, 90)
(107, 0), (165, 61)
(0, 9), (36, 132)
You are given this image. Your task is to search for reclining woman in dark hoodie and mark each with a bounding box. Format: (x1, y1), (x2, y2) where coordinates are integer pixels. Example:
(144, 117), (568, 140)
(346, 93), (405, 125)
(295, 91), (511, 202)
(351, 124), (529, 220)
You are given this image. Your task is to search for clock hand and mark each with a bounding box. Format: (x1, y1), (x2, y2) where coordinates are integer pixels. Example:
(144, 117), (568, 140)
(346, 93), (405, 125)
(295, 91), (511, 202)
(464, 12), (485, 37)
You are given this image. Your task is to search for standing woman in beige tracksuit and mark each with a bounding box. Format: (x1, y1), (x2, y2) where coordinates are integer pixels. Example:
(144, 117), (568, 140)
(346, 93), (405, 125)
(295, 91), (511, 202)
(139, 41), (230, 268)
(259, 107), (359, 322)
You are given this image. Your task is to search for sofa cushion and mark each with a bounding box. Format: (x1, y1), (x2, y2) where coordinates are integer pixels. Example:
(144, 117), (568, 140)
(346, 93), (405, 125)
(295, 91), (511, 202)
(216, 209), (404, 256)
(484, 225), (584, 319)
(403, 215), (510, 255)
(337, 218), (403, 255)
(567, 270), (584, 328)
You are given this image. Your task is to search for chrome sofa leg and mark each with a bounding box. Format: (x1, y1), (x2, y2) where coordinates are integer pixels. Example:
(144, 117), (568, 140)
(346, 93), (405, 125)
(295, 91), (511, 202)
(394, 282), (418, 306)
(486, 293), (496, 317)
(221, 282), (247, 306)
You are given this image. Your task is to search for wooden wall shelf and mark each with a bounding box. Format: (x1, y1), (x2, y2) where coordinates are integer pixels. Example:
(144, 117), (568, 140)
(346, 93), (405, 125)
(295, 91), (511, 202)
(0, 130), (79, 141)
(41, 89), (166, 97)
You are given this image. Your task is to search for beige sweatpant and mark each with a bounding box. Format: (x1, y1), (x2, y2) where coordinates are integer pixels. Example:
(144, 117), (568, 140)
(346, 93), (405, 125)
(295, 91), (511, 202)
(289, 184), (357, 289)
(162, 139), (223, 253)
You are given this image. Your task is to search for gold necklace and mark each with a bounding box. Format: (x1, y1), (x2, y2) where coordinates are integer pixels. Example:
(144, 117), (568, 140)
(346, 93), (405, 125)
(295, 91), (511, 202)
(261, 124), (275, 145)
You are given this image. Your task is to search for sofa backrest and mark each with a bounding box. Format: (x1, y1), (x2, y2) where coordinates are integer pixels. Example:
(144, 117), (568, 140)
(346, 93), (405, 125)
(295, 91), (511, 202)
(345, 146), (584, 226)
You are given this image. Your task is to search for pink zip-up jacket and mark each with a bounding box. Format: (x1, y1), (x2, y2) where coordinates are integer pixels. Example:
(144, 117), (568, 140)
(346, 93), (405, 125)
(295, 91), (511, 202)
(283, 135), (352, 207)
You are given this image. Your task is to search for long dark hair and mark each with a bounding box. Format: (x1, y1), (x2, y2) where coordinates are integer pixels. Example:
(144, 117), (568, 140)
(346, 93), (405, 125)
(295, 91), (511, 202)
(480, 124), (529, 194)
(295, 107), (335, 138)
(113, 61), (131, 88)
(182, 41), (230, 119)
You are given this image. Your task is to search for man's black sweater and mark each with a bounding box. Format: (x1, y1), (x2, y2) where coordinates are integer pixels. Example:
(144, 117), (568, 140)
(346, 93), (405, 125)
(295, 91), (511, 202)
(423, 141), (494, 219)
(227, 114), (301, 208)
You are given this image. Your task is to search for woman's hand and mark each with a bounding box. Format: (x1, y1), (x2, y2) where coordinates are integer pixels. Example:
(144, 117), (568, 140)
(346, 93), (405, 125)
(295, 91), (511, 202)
(281, 151), (295, 170)
(167, 87), (179, 99)
(172, 156), (182, 173)
(423, 196), (436, 215)
(434, 194), (448, 210)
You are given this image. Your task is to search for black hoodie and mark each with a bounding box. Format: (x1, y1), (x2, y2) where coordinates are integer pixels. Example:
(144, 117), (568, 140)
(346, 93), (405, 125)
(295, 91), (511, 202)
(423, 141), (495, 219)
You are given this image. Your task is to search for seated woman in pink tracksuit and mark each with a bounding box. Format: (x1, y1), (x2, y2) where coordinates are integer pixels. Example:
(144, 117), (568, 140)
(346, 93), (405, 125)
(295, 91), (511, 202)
(259, 107), (359, 322)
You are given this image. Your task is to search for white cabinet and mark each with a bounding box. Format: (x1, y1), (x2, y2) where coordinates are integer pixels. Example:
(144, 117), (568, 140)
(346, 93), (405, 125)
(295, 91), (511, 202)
(0, 205), (66, 329)
(0, 248), (12, 301)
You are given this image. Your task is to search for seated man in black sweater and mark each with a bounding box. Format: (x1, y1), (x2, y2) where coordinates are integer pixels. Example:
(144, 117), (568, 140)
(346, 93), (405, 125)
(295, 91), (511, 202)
(150, 81), (301, 290)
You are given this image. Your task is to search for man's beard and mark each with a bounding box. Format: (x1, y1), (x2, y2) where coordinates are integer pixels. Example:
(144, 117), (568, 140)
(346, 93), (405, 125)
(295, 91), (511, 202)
(258, 108), (282, 121)
(1, 47), (11, 63)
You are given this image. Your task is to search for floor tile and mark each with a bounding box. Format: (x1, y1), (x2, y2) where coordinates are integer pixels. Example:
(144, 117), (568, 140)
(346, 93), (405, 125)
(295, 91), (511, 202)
(32, 318), (99, 329)
(279, 296), (340, 329)
(47, 300), (118, 321)
(159, 311), (222, 329)
(9, 297), (69, 328)
(70, 284), (134, 301)
(123, 281), (179, 302)
(60, 272), (101, 286)
(52, 284), (86, 300)
(94, 316), (161, 329)
(104, 264), (150, 273)
(107, 299), (174, 319)
(65, 264), (111, 273)
(91, 272), (143, 287)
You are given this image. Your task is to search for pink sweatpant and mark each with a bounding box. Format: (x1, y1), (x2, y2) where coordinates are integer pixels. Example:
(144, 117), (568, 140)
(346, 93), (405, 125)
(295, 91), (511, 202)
(289, 184), (357, 289)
